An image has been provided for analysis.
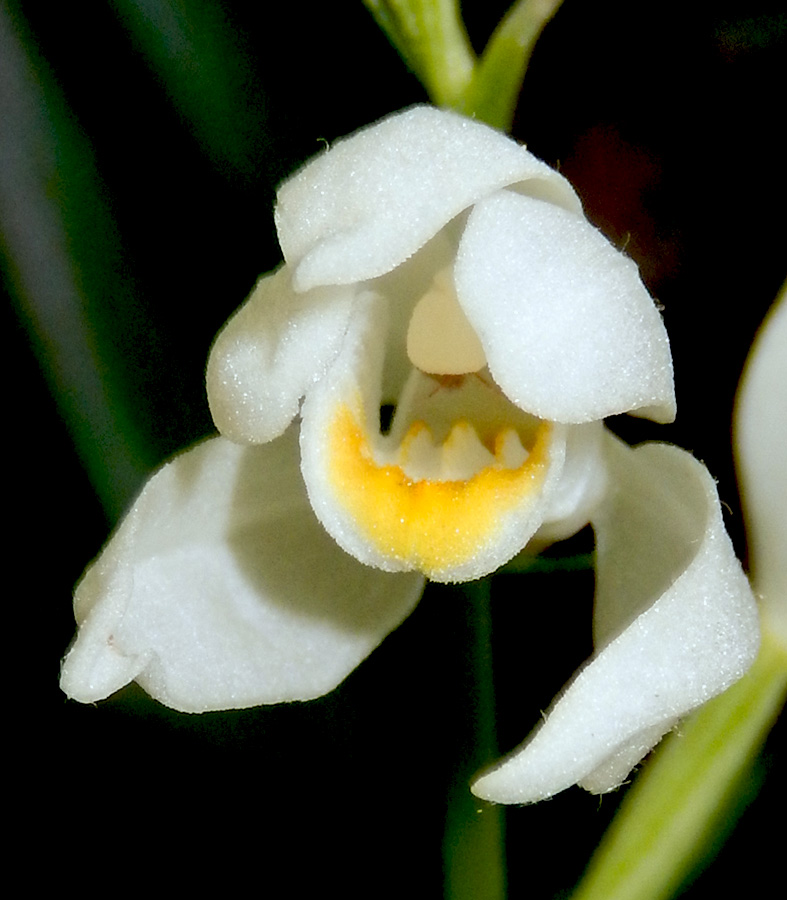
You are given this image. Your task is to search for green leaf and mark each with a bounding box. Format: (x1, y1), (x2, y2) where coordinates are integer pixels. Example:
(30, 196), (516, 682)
(571, 627), (787, 900)
(109, 0), (273, 182)
(1, 6), (156, 517)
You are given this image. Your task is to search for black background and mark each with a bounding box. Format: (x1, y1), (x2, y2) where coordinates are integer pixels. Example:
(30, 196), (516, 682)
(7, 1), (784, 896)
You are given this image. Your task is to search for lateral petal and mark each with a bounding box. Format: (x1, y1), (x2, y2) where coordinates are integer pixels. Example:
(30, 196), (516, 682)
(276, 105), (581, 292)
(472, 437), (759, 803)
(207, 265), (355, 444)
(454, 190), (676, 425)
(61, 430), (424, 712)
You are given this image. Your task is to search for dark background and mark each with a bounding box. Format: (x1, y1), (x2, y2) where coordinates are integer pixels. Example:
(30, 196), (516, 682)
(6, 1), (784, 895)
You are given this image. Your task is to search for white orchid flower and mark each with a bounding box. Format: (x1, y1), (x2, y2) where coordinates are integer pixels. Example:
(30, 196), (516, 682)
(61, 106), (759, 803)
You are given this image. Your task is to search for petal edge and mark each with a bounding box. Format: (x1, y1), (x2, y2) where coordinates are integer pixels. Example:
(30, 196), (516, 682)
(276, 106), (581, 292)
(472, 438), (758, 803)
(61, 431), (425, 712)
(455, 191), (676, 424)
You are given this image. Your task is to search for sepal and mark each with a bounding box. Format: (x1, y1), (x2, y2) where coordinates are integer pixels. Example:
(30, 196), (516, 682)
(61, 430), (424, 712)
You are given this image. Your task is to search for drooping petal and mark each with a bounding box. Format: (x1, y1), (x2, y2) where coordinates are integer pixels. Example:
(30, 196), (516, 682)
(472, 435), (759, 803)
(60, 430), (424, 712)
(735, 287), (787, 648)
(454, 190), (676, 425)
(207, 265), (355, 444)
(298, 291), (568, 583)
(275, 105), (581, 293)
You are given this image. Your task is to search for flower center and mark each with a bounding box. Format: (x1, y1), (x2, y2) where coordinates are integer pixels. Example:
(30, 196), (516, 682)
(328, 398), (553, 580)
(384, 368), (535, 481)
(319, 268), (558, 579)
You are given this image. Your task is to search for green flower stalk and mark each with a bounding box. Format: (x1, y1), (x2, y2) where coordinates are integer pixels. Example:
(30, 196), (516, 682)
(362, 0), (565, 130)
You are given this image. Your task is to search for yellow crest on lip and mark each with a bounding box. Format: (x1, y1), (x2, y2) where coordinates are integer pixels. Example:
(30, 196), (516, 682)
(327, 403), (552, 580)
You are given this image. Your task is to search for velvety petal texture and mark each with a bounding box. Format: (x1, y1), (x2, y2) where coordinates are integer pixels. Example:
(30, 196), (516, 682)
(205, 105), (675, 585)
(275, 105), (582, 292)
(472, 436), (759, 803)
(207, 266), (356, 444)
(64, 105), (756, 808)
(454, 191), (675, 424)
(61, 429), (424, 712)
(735, 287), (787, 647)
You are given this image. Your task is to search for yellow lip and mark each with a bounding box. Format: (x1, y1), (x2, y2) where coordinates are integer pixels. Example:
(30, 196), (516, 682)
(328, 403), (553, 579)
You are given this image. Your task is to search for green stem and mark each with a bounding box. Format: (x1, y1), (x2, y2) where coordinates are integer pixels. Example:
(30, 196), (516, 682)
(362, 0), (475, 106)
(443, 579), (506, 900)
(363, 0), (566, 132)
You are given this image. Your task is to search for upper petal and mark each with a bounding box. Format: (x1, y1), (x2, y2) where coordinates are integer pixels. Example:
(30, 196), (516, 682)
(60, 429), (424, 712)
(472, 435), (759, 803)
(275, 105), (581, 293)
(735, 285), (787, 648)
(454, 190), (676, 424)
(207, 265), (355, 443)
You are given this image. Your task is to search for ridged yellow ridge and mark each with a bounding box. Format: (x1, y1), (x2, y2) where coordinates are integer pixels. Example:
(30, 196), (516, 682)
(328, 405), (552, 579)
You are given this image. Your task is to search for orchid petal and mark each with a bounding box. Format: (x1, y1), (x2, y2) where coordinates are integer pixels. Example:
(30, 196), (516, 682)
(299, 292), (568, 583)
(530, 422), (608, 549)
(275, 105), (581, 293)
(454, 190), (676, 425)
(60, 430), (424, 712)
(472, 436), (758, 803)
(207, 266), (355, 444)
(735, 288), (787, 647)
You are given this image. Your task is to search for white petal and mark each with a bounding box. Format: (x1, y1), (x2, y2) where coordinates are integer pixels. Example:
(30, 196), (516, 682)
(61, 430), (424, 712)
(207, 266), (355, 443)
(298, 293), (568, 582)
(275, 105), (581, 292)
(735, 286), (787, 647)
(531, 421), (608, 549)
(454, 191), (676, 424)
(472, 436), (759, 803)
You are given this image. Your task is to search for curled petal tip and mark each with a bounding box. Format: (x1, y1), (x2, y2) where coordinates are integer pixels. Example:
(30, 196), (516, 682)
(207, 267), (355, 444)
(62, 433), (424, 712)
(473, 439), (758, 804)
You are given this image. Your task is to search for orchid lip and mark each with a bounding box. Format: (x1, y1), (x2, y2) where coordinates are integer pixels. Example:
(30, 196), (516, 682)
(316, 355), (558, 581)
(326, 394), (554, 581)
